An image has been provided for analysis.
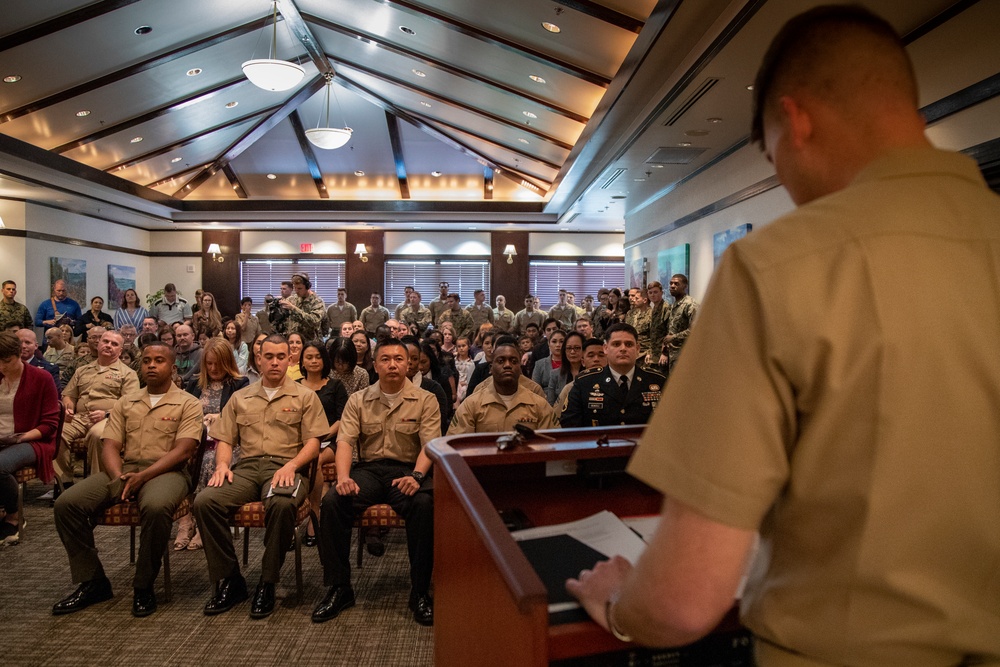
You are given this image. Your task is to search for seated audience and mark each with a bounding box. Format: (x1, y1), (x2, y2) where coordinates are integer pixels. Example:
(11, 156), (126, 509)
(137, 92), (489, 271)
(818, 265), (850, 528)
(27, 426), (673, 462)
(52, 342), (202, 617)
(44, 327), (75, 373)
(222, 319), (249, 375)
(19, 328), (60, 392)
(328, 337), (369, 395)
(553, 337), (606, 423)
(285, 332), (304, 382)
(548, 331), (584, 406)
(0, 331), (60, 546)
(531, 328), (565, 403)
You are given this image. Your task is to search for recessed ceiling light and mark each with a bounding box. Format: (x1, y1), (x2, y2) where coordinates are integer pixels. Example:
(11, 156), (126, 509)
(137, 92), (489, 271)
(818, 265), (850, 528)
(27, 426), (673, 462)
(171, 157), (183, 163)
(75, 110), (91, 117)
(633, 178), (646, 182)
(686, 129), (709, 137)
(651, 164), (664, 168)
(225, 101), (238, 108)
(707, 117), (723, 124)
(522, 111), (537, 119)
(266, 173), (277, 180)
(134, 26), (152, 35)
(518, 138), (529, 144)
(186, 68), (202, 77)
(529, 75), (546, 84)
(541, 22), (561, 33)
(399, 26), (416, 35)
(129, 136), (143, 143)
(3, 75), (21, 83)
(412, 69), (426, 78)
(419, 101), (431, 107)
(746, 84), (754, 91)
(432, 171), (442, 177)
(354, 170), (365, 176)
(678, 141), (692, 147)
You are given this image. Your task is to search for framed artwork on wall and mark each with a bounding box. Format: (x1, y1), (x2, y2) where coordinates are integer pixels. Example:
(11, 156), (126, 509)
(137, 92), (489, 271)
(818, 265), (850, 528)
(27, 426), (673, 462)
(107, 265), (136, 310)
(657, 243), (690, 286)
(713, 223), (752, 267)
(49, 257), (86, 306)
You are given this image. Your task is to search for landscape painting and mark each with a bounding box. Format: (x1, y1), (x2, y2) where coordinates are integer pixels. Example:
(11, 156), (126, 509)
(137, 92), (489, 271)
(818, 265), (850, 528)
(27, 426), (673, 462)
(107, 264), (136, 310)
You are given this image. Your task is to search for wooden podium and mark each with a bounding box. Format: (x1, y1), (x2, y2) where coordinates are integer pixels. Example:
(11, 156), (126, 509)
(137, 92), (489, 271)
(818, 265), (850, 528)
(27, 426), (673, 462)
(428, 425), (747, 666)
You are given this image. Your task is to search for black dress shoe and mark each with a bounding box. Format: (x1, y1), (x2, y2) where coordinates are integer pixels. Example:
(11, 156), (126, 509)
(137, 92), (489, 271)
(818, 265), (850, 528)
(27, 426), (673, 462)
(311, 585), (355, 623)
(365, 532), (385, 557)
(249, 581), (276, 619)
(132, 588), (157, 618)
(302, 534), (317, 548)
(203, 575), (248, 616)
(52, 577), (113, 616)
(409, 591), (433, 626)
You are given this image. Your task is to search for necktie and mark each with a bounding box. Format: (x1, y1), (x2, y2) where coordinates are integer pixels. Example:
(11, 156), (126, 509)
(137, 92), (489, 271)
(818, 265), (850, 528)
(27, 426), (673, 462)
(619, 375), (629, 395)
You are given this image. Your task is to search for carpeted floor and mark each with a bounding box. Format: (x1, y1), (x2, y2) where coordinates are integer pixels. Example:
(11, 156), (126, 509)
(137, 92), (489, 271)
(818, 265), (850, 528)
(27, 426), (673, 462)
(0, 481), (434, 667)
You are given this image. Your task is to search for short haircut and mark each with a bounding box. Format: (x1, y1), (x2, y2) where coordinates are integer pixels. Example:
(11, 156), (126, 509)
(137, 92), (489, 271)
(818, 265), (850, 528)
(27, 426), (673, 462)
(142, 341), (177, 363)
(493, 335), (518, 353)
(583, 337), (604, 350)
(2, 280), (15, 289)
(647, 280), (663, 290)
(241, 296), (253, 305)
(446, 293), (460, 301)
(474, 289), (484, 296)
(576, 314), (591, 323)
(337, 287), (347, 294)
(262, 333), (289, 350)
(373, 337), (406, 358)
(0, 331), (19, 358)
(524, 322), (539, 332)
(164, 283), (176, 292)
(542, 317), (559, 330)
(400, 334), (420, 349)
(524, 294), (533, 300)
(603, 322), (638, 343)
(671, 273), (689, 286)
(281, 280), (293, 289)
(136, 333), (159, 349)
(750, 5), (914, 145)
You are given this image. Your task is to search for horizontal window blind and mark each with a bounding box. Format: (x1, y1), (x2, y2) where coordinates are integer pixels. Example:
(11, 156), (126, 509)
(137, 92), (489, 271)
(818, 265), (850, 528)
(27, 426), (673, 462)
(384, 260), (490, 306)
(528, 261), (625, 310)
(240, 259), (346, 307)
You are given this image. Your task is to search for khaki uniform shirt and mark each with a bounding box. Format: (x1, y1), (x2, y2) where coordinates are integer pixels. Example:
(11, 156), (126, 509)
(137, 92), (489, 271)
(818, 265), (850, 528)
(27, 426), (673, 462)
(428, 297), (448, 326)
(548, 304), (577, 329)
(64, 358), (139, 413)
(359, 305), (390, 335)
(513, 309), (544, 334)
(492, 308), (515, 333)
(472, 374), (545, 399)
(438, 308), (474, 340)
(448, 382), (554, 435)
(44, 346), (75, 372)
(325, 302), (357, 335)
(105, 384), (203, 466)
(466, 304), (495, 332)
(211, 379), (329, 461)
(339, 380), (441, 464)
(629, 149), (1000, 666)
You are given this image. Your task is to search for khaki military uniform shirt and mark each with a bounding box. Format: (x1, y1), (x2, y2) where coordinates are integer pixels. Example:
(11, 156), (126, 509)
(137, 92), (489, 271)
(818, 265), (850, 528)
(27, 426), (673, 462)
(466, 304), (495, 333)
(548, 304), (577, 329)
(629, 149), (1000, 666)
(211, 379), (329, 461)
(44, 346), (75, 373)
(339, 380), (441, 464)
(448, 382), (554, 435)
(64, 358), (140, 413)
(104, 384), (203, 465)
(492, 308), (515, 333)
(438, 308), (474, 340)
(428, 297), (448, 326)
(359, 305), (390, 335)
(325, 302), (358, 335)
(472, 374), (545, 399)
(513, 309), (544, 334)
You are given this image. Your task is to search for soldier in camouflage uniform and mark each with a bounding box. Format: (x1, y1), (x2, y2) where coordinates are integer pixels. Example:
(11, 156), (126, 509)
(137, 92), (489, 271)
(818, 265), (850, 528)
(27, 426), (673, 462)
(646, 281), (670, 370)
(278, 272), (326, 341)
(663, 274), (699, 373)
(438, 293), (474, 340)
(399, 290), (431, 332)
(624, 288), (653, 363)
(0, 281), (32, 331)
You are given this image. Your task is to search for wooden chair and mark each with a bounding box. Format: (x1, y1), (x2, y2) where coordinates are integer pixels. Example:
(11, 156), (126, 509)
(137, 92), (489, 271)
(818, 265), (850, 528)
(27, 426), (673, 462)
(320, 462), (406, 569)
(228, 460), (317, 601)
(92, 434), (208, 602)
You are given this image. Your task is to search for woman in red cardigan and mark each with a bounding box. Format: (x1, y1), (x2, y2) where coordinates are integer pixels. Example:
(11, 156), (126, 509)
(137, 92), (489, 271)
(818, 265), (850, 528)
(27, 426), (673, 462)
(0, 331), (61, 545)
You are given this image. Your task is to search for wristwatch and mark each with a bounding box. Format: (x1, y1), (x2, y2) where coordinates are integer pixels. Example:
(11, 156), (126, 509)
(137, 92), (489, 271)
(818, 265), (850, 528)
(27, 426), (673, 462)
(409, 470), (425, 483)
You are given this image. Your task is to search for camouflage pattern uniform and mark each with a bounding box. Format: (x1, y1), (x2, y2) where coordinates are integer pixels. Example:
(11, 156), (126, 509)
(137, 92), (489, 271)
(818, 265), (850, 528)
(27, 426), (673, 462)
(439, 308), (474, 340)
(664, 295), (699, 372)
(283, 291), (326, 341)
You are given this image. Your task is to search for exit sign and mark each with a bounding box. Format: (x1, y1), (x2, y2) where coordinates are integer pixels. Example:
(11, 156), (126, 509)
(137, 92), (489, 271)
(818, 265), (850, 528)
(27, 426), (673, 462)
(300, 243), (313, 253)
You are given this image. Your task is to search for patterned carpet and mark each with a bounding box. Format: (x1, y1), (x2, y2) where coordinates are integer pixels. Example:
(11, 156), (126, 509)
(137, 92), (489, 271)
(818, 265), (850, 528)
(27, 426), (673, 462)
(0, 481), (433, 667)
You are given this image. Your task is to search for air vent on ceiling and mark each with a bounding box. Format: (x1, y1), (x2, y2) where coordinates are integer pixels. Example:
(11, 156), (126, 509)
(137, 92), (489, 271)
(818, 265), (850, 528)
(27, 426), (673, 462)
(662, 77), (720, 126)
(646, 146), (707, 165)
(560, 212), (582, 225)
(600, 168), (626, 189)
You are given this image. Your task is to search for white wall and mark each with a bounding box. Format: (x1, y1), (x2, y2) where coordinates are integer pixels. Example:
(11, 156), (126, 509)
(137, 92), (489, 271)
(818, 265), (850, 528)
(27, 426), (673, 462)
(529, 232), (625, 257)
(242, 231), (347, 255)
(0, 199), (27, 292)
(385, 231), (490, 256)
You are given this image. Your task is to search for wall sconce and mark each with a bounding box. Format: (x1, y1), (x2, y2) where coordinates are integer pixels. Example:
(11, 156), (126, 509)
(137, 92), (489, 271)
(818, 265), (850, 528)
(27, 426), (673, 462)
(503, 244), (517, 264)
(208, 243), (224, 262)
(355, 243), (369, 262)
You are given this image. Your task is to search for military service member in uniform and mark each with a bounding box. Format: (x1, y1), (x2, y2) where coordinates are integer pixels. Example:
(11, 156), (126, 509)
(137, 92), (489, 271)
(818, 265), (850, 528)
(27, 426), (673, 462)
(438, 293), (474, 340)
(359, 293), (391, 336)
(193, 334), (328, 619)
(513, 294), (545, 335)
(54, 330), (140, 486)
(325, 288), (357, 337)
(625, 288), (653, 364)
(492, 295), (515, 333)
(449, 336), (554, 435)
(0, 280), (32, 331)
(466, 289), (495, 333)
(427, 281), (450, 326)
(561, 323), (665, 428)
(277, 272), (326, 341)
(548, 289), (578, 330)
(52, 342), (203, 617)
(313, 338), (440, 627)
(663, 274), (699, 373)
(554, 337), (607, 424)
(399, 290), (431, 332)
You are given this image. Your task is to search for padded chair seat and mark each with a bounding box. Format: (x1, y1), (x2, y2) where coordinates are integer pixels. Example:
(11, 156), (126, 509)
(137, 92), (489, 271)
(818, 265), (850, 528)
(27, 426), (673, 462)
(95, 496), (192, 526)
(229, 499), (312, 527)
(14, 467), (36, 484)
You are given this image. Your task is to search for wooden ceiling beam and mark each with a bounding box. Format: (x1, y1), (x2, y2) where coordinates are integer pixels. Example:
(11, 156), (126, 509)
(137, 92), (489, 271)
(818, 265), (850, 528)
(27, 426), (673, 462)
(288, 110), (331, 199)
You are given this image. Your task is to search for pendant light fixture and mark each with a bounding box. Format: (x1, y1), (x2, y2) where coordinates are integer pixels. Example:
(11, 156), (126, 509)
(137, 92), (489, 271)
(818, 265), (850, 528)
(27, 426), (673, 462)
(242, 2), (305, 92)
(306, 73), (353, 150)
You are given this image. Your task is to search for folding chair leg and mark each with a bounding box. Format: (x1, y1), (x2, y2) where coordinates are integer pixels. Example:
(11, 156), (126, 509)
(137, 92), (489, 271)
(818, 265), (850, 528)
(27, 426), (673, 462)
(356, 526), (365, 569)
(242, 527), (250, 566)
(162, 545), (172, 603)
(17, 482), (26, 534)
(294, 525), (304, 601)
(130, 526), (136, 564)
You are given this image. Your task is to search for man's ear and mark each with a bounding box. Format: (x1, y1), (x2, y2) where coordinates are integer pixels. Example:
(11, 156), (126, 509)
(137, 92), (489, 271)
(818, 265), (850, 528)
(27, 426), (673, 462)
(780, 96), (813, 149)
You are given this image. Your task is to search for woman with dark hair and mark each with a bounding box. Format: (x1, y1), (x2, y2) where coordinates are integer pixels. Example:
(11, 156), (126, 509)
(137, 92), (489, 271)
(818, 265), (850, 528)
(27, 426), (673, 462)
(328, 337), (368, 395)
(222, 318), (248, 375)
(246, 333), (267, 383)
(597, 288), (626, 333)
(75, 296), (114, 342)
(192, 291), (223, 341)
(113, 288), (148, 331)
(419, 341), (453, 417)
(549, 331), (585, 406)
(298, 340), (348, 547)
(0, 331), (61, 545)
(158, 326), (175, 349)
(350, 330), (376, 383)
(532, 329), (565, 405)
(176, 337), (249, 550)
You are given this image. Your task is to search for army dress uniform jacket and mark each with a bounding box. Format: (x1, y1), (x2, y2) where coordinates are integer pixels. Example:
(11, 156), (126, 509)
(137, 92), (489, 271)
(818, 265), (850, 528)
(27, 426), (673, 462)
(448, 382), (555, 435)
(560, 365), (666, 428)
